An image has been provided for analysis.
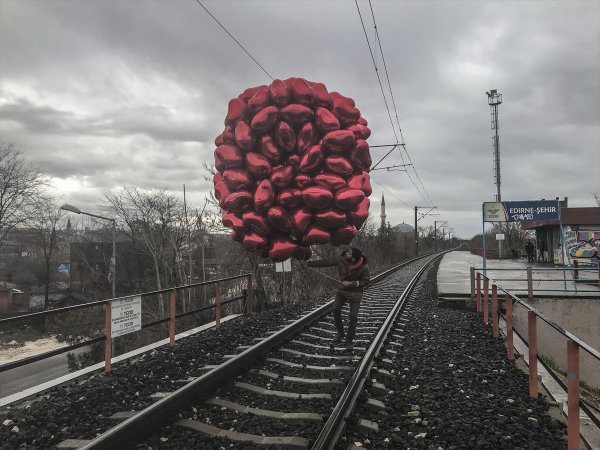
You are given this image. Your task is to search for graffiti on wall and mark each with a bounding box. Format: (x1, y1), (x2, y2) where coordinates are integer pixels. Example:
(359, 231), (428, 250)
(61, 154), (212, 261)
(566, 229), (600, 260)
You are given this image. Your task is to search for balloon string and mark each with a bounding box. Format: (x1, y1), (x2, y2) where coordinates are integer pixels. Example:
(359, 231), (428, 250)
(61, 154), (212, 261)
(303, 265), (340, 283)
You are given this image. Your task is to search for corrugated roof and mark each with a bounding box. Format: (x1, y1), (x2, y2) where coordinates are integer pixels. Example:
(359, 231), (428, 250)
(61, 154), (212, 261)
(521, 207), (600, 229)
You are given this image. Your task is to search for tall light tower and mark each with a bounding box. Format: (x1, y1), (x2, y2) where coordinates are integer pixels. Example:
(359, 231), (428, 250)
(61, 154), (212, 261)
(486, 89), (503, 257)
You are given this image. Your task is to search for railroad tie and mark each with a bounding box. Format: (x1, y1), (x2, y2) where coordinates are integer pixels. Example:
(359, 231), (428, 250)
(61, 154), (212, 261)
(250, 368), (343, 386)
(175, 419), (310, 449)
(204, 397), (323, 422)
(233, 381), (332, 399)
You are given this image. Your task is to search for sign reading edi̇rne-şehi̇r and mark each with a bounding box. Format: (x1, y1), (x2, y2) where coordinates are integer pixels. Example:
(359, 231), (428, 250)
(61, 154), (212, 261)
(483, 200), (560, 223)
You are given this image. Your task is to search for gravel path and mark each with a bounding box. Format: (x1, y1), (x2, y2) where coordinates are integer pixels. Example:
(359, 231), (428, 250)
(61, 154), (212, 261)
(341, 262), (567, 449)
(0, 299), (326, 450)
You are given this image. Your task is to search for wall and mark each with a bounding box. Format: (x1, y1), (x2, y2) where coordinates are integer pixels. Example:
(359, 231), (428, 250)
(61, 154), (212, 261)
(512, 298), (600, 389)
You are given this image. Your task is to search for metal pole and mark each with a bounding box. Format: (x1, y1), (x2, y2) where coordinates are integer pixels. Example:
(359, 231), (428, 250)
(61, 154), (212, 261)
(112, 221), (116, 300)
(414, 206), (418, 256)
(567, 339), (580, 450)
(528, 311), (538, 399)
(482, 204), (487, 275)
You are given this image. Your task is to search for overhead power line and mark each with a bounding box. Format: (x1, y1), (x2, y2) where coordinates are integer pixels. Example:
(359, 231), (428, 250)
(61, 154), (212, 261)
(195, 0), (273, 80)
(354, 0), (399, 144)
(357, 0), (436, 208)
(371, 178), (411, 208)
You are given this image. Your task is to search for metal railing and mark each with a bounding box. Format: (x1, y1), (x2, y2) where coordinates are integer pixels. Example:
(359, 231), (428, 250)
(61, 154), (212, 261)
(0, 274), (252, 374)
(470, 265), (600, 298)
(475, 270), (600, 450)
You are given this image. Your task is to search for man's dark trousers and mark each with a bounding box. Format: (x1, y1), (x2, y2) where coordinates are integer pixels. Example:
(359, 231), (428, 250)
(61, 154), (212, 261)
(333, 292), (361, 342)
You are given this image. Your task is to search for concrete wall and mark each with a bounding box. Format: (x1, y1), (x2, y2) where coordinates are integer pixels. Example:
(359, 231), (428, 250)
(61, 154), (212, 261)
(511, 298), (600, 389)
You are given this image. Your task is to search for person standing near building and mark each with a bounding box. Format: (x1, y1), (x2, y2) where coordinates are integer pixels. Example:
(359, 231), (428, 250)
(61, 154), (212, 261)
(525, 240), (535, 263)
(306, 247), (370, 351)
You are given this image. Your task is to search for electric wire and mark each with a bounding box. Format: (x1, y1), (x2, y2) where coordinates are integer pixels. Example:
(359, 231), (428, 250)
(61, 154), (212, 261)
(194, 0), (273, 81)
(354, 0), (399, 144)
(366, 0), (435, 207)
(356, 0), (427, 203)
(371, 178), (411, 208)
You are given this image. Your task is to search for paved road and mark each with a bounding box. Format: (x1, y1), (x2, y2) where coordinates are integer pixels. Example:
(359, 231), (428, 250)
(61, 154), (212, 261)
(0, 346), (91, 398)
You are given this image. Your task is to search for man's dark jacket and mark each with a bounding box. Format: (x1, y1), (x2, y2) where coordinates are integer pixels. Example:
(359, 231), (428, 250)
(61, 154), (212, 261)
(307, 256), (370, 299)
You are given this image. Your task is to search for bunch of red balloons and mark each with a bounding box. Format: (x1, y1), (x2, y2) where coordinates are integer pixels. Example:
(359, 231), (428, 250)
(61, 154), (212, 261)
(213, 77), (372, 262)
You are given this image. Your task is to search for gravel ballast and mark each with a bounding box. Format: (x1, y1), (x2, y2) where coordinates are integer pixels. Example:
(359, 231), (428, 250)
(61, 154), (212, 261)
(0, 259), (569, 449)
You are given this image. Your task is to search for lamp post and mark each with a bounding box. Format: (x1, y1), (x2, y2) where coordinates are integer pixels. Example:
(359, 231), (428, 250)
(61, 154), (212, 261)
(61, 204), (116, 299)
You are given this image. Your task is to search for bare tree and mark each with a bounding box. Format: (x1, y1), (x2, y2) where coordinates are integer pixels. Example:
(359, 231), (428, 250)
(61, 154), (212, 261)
(594, 193), (600, 207)
(104, 186), (187, 314)
(0, 143), (48, 250)
(30, 195), (65, 309)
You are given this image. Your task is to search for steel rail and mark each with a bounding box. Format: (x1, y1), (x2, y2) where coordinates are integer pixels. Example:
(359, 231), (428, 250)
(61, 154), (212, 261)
(311, 255), (438, 449)
(79, 256), (432, 449)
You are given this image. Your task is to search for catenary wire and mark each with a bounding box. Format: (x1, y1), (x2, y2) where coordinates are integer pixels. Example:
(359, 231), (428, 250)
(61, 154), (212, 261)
(354, 0), (399, 144)
(367, 0), (435, 207)
(371, 178), (411, 208)
(195, 0), (273, 81)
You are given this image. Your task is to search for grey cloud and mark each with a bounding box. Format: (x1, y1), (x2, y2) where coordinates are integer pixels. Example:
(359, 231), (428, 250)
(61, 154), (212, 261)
(1, 0), (598, 239)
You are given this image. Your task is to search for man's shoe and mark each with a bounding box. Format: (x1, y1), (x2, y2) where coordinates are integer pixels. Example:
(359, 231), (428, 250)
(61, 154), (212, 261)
(345, 341), (353, 351)
(331, 333), (344, 344)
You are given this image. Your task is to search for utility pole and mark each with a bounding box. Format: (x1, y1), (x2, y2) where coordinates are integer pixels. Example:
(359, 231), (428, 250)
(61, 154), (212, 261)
(486, 89), (503, 258)
(414, 206), (437, 256)
(434, 221), (447, 252)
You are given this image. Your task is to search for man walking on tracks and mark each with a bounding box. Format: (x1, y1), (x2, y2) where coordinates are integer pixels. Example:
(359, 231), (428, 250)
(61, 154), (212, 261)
(307, 247), (370, 351)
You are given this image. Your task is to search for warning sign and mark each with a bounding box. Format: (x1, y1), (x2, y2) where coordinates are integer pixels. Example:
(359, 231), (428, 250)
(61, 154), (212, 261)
(111, 296), (142, 338)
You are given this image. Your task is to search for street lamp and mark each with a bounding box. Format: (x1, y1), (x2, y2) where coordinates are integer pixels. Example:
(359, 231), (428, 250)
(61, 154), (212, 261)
(61, 204), (116, 299)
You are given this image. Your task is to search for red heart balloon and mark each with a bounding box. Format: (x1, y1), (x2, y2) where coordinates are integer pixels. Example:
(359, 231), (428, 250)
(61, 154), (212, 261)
(277, 188), (302, 209)
(302, 186), (334, 210)
(215, 145), (244, 171)
(268, 234), (299, 262)
(267, 206), (293, 233)
(254, 179), (275, 213)
(334, 188), (366, 210)
(222, 211), (245, 233)
(322, 130), (355, 154)
(303, 225), (331, 245)
(314, 173), (346, 191)
(243, 210), (270, 236)
(315, 209), (347, 228)
(290, 206), (313, 237)
(332, 224), (357, 245)
(214, 79), (372, 260)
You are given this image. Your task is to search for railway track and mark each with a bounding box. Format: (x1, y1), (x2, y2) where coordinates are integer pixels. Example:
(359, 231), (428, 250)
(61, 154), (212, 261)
(74, 254), (440, 449)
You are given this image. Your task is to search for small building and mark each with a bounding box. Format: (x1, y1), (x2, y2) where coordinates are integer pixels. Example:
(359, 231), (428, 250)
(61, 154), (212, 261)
(521, 206), (600, 266)
(0, 282), (29, 315)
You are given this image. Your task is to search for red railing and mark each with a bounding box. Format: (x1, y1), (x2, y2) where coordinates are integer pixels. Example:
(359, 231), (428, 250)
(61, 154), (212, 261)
(475, 271), (600, 450)
(1, 273), (253, 375)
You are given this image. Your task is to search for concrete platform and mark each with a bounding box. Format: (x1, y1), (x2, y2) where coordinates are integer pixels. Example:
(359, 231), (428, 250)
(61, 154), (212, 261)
(438, 251), (600, 299)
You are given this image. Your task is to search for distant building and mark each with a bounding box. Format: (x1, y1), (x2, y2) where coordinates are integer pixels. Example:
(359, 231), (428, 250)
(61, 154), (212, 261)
(521, 205), (600, 265)
(393, 222), (415, 234)
(0, 282), (28, 315)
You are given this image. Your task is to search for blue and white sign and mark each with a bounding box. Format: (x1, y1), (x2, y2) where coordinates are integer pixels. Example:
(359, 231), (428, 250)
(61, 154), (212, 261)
(483, 200), (560, 222)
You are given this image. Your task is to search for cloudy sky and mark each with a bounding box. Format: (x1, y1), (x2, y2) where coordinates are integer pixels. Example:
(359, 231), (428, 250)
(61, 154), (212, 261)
(1, 0), (599, 238)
